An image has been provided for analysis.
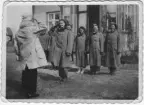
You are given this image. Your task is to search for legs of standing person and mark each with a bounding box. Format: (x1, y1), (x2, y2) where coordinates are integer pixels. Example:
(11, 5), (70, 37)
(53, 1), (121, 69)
(51, 62), (56, 70)
(22, 66), (39, 98)
(59, 67), (68, 80)
(109, 67), (116, 75)
(90, 66), (94, 74)
(90, 65), (100, 75)
(44, 50), (49, 62)
(58, 54), (68, 82)
(80, 67), (85, 74)
(76, 67), (81, 74)
(71, 52), (73, 62)
(90, 66), (96, 75)
(96, 66), (100, 72)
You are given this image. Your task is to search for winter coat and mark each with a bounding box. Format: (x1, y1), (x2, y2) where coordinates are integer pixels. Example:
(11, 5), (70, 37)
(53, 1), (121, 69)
(74, 34), (87, 68)
(48, 31), (56, 63)
(52, 29), (73, 67)
(38, 30), (50, 51)
(104, 30), (121, 68)
(89, 32), (104, 66)
(15, 21), (48, 70)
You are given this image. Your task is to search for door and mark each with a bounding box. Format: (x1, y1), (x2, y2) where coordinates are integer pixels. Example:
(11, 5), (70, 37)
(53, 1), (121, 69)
(88, 5), (100, 35)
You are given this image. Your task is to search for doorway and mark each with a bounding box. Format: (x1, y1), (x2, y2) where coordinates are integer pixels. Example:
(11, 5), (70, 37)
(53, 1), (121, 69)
(88, 5), (100, 35)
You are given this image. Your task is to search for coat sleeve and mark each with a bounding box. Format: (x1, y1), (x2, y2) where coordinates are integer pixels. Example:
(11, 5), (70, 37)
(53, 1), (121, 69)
(86, 35), (90, 53)
(99, 33), (104, 53)
(14, 37), (19, 55)
(104, 32), (108, 53)
(117, 33), (121, 53)
(14, 32), (21, 56)
(72, 35), (77, 52)
(66, 31), (74, 54)
(35, 37), (46, 59)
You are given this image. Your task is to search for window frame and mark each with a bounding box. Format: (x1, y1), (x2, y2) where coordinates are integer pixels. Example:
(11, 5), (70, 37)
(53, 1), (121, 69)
(77, 5), (88, 28)
(46, 11), (60, 30)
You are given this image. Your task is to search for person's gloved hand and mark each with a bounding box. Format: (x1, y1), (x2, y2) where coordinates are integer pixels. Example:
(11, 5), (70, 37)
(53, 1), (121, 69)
(66, 52), (71, 56)
(72, 51), (76, 54)
(100, 52), (105, 55)
(117, 52), (121, 55)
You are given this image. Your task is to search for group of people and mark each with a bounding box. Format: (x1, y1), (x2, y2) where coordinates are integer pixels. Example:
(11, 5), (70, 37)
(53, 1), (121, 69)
(14, 16), (121, 98)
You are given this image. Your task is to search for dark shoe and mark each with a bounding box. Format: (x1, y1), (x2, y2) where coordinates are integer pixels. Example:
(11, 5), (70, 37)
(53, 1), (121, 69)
(76, 69), (81, 74)
(89, 71), (95, 75)
(56, 78), (66, 84)
(27, 93), (39, 98)
(109, 71), (116, 75)
(95, 71), (100, 74)
(60, 78), (68, 82)
(92, 72), (96, 75)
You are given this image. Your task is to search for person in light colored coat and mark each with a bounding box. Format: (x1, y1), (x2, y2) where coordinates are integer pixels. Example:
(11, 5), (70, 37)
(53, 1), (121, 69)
(15, 19), (48, 98)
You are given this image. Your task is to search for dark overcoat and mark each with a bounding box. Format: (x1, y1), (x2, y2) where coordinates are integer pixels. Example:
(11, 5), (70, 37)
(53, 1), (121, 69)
(52, 29), (73, 67)
(48, 31), (56, 63)
(74, 34), (87, 68)
(89, 32), (104, 66)
(104, 30), (121, 68)
(38, 32), (50, 51)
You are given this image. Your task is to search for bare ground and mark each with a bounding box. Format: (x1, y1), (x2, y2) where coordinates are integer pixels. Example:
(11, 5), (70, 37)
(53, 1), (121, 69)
(6, 46), (138, 100)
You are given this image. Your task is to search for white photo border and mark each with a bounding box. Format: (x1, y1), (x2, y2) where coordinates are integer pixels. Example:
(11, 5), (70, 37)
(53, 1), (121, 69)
(0, 0), (143, 104)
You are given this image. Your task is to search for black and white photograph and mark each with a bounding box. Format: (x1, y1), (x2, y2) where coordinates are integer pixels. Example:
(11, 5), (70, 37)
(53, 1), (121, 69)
(1, 0), (143, 103)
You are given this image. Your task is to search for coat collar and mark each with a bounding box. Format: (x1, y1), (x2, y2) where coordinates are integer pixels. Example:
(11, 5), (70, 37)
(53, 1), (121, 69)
(78, 33), (85, 37)
(92, 31), (99, 35)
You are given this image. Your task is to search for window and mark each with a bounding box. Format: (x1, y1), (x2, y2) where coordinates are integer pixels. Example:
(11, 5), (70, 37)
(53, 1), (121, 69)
(120, 5), (138, 32)
(64, 16), (70, 22)
(78, 13), (87, 28)
(47, 12), (60, 30)
(78, 5), (87, 28)
(63, 6), (71, 23)
(78, 5), (87, 12)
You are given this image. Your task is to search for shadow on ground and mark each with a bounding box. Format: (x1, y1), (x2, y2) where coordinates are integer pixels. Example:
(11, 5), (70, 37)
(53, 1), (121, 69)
(6, 79), (26, 99)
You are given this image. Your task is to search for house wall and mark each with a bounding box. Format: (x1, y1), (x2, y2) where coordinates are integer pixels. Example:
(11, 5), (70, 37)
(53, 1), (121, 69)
(33, 5), (60, 25)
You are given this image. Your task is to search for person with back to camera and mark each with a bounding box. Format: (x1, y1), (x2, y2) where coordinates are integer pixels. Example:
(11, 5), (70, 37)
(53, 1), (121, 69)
(15, 16), (48, 98)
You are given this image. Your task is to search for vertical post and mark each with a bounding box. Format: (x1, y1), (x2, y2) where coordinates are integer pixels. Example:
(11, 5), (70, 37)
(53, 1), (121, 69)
(32, 5), (35, 21)
(72, 5), (78, 35)
(59, 5), (63, 19)
(99, 5), (102, 29)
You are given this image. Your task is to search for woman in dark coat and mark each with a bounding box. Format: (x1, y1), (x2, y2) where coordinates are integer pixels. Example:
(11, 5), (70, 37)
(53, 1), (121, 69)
(74, 27), (87, 74)
(48, 26), (57, 69)
(66, 24), (76, 63)
(37, 28), (50, 62)
(52, 19), (73, 82)
(104, 23), (121, 75)
(88, 24), (104, 75)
